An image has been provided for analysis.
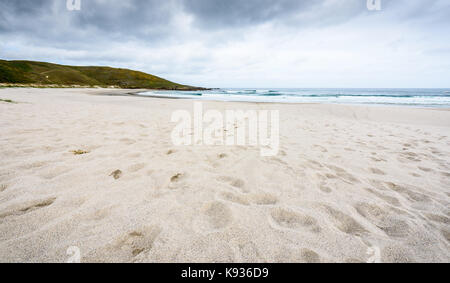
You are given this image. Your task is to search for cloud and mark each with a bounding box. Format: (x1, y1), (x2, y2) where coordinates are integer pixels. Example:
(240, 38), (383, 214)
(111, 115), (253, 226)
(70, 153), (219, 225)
(180, 0), (379, 30)
(180, 0), (316, 28)
(0, 0), (449, 87)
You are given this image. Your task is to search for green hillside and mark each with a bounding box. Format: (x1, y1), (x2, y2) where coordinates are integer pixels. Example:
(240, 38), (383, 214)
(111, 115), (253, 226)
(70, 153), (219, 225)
(0, 60), (203, 90)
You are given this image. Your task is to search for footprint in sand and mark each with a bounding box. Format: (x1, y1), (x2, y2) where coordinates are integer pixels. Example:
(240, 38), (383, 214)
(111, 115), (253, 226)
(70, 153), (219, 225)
(0, 197), (56, 219)
(120, 138), (136, 145)
(110, 170), (123, 180)
(306, 159), (323, 169)
(326, 165), (360, 184)
(250, 193), (279, 205)
(82, 206), (115, 222)
(397, 152), (421, 163)
(319, 185), (332, 194)
(441, 229), (450, 242)
(95, 225), (162, 262)
(219, 191), (279, 206)
(269, 207), (321, 233)
(219, 191), (250, 206)
(354, 202), (410, 238)
(127, 163), (146, 173)
(194, 201), (233, 233)
(384, 182), (431, 203)
(300, 248), (321, 263)
(364, 188), (401, 206)
(381, 245), (414, 263)
(313, 145), (328, 153)
(170, 173), (185, 183)
(19, 160), (50, 170)
(430, 148), (444, 156)
(218, 153), (228, 159)
(321, 205), (366, 236)
(371, 157), (386, 162)
(39, 166), (72, 180)
(418, 166), (433, 172)
(369, 168), (386, 175)
(217, 176), (247, 192)
(324, 173), (338, 179)
(237, 241), (266, 263)
(126, 152), (142, 158)
(424, 213), (449, 225)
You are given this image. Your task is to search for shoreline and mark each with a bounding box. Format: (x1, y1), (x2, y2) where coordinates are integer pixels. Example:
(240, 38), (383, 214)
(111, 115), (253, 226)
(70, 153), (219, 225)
(2, 86), (450, 109)
(101, 88), (450, 110)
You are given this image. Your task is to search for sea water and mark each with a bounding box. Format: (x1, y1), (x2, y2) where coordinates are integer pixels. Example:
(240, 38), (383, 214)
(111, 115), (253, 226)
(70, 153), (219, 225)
(138, 88), (450, 108)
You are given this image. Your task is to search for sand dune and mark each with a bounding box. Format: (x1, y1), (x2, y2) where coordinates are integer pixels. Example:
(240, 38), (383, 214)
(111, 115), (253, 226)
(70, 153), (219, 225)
(0, 88), (449, 263)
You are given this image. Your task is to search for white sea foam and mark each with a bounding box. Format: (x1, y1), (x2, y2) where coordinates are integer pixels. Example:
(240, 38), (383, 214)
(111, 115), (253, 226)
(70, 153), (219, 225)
(138, 88), (450, 107)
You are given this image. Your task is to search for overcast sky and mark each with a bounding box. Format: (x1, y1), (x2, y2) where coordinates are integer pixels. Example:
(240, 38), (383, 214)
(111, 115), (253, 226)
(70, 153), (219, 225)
(1, 0), (449, 88)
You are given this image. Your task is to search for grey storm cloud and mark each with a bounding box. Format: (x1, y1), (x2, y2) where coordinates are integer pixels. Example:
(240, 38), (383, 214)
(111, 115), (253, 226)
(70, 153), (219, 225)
(180, 0), (320, 28)
(0, 0), (49, 15)
(0, 0), (177, 42)
(1, 0), (450, 88)
(1, 0), (449, 41)
(72, 0), (176, 35)
(0, 0), (376, 39)
(179, 0), (394, 29)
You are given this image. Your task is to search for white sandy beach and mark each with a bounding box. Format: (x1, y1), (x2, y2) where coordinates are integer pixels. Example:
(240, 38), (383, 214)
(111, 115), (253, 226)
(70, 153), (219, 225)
(0, 88), (449, 263)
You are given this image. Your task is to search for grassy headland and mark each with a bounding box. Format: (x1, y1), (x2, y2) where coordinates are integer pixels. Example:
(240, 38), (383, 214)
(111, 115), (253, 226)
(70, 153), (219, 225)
(0, 60), (206, 90)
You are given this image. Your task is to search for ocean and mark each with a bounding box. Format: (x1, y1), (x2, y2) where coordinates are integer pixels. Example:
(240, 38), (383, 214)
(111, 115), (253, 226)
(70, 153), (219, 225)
(138, 88), (450, 108)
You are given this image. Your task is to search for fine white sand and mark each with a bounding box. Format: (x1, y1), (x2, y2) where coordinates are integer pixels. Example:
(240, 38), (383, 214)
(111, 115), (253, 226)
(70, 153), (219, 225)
(0, 88), (449, 263)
